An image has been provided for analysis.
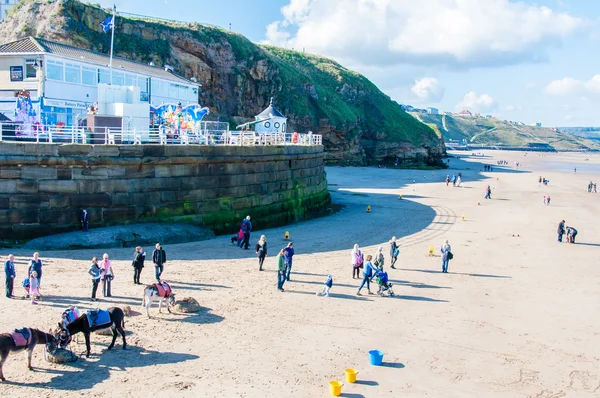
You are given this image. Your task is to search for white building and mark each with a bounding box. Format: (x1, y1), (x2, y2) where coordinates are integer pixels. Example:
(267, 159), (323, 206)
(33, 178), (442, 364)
(427, 107), (439, 115)
(0, 0), (17, 21)
(0, 36), (199, 126)
(254, 97), (287, 134)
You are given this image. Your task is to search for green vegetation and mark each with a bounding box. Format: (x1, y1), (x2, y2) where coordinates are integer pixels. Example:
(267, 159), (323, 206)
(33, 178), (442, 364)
(414, 113), (600, 151)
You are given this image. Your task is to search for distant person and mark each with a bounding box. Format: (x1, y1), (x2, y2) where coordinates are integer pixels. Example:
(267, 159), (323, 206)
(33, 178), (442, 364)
(484, 185), (492, 199)
(356, 255), (376, 296)
(152, 243), (167, 282)
(452, 175), (457, 186)
(543, 196), (546, 205)
(574, 168), (577, 174)
(566, 226), (578, 243)
(445, 175), (450, 186)
(4, 254), (15, 299)
(276, 249), (286, 292)
(239, 216), (252, 250)
(441, 240), (452, 273)
(546, 196), (551, 206)
(28, 252), (43, 292)
(456, 175), (462, 187)
(557, 220), (565, 242)
(316, 274), (333, 297)
(81, 209), (89, 232)
(389, 237), (399, 269)
(100, 253), (114, 297)
(374, 246), (384, 271)
(283, 242), (295, 281)
(88, 257), (101, 302)
(256, 235), (268, 271)
(351, 244), (363, 279)
(29, 270), (40, 305)
(132, 246), (145, 285)
(539, 176), (542, 186)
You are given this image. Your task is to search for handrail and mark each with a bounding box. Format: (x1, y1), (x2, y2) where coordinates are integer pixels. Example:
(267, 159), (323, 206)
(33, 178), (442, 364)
(0, 123), (322, 147)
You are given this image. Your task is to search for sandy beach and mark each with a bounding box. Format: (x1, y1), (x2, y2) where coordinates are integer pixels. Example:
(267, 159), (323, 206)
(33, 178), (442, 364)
(1, 150), (600, 397)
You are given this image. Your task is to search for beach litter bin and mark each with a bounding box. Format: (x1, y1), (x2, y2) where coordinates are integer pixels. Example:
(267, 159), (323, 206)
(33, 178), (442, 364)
(369, 349), (384, 366)
(345, 368), (358, 383)
(329, 380), (343, 396)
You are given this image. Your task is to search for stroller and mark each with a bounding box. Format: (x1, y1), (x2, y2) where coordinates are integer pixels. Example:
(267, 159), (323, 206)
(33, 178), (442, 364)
(373, 270), (395, 297)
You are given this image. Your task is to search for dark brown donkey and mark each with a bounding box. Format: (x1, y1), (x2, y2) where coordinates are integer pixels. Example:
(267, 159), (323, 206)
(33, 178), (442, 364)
(0, 328), (57, 381)
(55, 307), (126, 357)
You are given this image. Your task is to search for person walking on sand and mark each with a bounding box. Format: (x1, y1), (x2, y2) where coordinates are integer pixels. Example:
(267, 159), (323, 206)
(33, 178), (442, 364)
(239, 216), (252, 250)
(4, 254), (15, 299)
(546, 196), (551, 206)
(484, 185), (492, 199)
(283, 242), (295, 281)
(276, 249), (286, 292)
(256, 235), (268, 271)
(132, 247), (145, 285)
(557, 220), (566, 242)
(152, 243), (167, 283)
(100, 253), (114, 297)
(445, 175), (450, 186)
(441, 240), (452, 273)
(389, 237), (399, 269)
(374, 246), (385, 271)
(88, 257), (101, 302)
(29, 270), (40, 305)
(351, 244), (363, 279)
(357, 255), (376, 296)
(28, 252), (43, 291)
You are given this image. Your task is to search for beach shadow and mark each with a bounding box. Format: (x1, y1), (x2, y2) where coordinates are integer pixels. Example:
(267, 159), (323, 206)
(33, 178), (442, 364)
(340, 394), (366, 398)
(575, 242), (600, 247)
(403, 268), (511, 279)
(163, 307), (224, 325)
(390, 279), (452, 290)
(288, 290), (374, 301)
(11, 346), (199, 390)
(291, 279), (356, 288)
(355, 380), (379, 386)
(168, 281), (231, 290)
(381, 362), (405, 368)
(396, 295), (448, 303)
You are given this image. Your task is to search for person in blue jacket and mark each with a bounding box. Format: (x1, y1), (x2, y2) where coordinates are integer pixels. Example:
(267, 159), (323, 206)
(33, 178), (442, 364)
(357, 255), (376, 295)
(4, 254), (16, 299)
(317, 274), (333, 297)
(283, 242), (295, 281)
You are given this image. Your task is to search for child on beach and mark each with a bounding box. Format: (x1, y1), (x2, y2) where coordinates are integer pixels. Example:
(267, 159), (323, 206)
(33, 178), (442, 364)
(543, 196), (546, 205)
(316, 274), (333, 297)
(29, 270), (39, 304)
(546, 196), (551, 205)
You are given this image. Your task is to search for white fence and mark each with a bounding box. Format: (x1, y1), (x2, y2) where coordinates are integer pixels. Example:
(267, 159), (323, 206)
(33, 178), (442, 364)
(0, 123), (323, 147)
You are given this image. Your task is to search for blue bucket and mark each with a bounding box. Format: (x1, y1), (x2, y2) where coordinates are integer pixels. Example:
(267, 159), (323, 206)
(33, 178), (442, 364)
(369, 350), (384, 366)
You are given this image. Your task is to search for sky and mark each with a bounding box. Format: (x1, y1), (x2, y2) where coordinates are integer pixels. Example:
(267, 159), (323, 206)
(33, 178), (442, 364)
(95, 0), (600, 127)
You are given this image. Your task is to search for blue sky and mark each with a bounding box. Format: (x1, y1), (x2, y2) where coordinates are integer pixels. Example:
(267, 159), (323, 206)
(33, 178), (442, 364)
(96, 0), (600, 127)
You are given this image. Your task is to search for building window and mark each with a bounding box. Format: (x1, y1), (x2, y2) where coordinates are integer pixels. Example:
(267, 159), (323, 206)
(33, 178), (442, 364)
(274, 122), (280, 129)
(46, 60), (63, 81)
(112, 72), (124, 86)
(264, 122), (271, 128)
(138, 77), (148, 94)
(64, 63), (81, 84)
(24, 59), (36, 78)
(82, 66), (97, 86)
(125, 74), (134, 87)
(98, 69), (110, 84)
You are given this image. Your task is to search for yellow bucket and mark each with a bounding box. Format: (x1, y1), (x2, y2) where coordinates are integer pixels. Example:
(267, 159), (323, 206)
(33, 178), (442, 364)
(329, 381), (343, 396)
(345, 368), (358, 383)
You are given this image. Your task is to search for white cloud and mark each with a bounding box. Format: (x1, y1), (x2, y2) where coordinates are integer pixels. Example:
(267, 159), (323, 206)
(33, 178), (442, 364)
(264, 0), (583, 68)
(456, 92), (497, 113)
(545, 75), (600, 96)
(411, 77), (445, 103)
(545, 77), (582, 95)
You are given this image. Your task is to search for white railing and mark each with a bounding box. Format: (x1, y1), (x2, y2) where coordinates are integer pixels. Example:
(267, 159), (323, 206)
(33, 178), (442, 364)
(0, 123), (323, 147)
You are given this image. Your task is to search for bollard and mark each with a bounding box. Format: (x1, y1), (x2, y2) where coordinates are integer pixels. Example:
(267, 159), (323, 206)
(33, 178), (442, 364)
(367, 205), (371, 213)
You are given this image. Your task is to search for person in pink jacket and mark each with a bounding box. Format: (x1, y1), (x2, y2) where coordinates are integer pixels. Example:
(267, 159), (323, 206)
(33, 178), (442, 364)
(100, 253), (114, 297)
(351, 244), (363, 279)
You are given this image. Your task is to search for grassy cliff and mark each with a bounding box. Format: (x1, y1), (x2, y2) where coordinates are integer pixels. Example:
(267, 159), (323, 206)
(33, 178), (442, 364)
(413, 113), (599, 151)
(0, 0), (445, 166)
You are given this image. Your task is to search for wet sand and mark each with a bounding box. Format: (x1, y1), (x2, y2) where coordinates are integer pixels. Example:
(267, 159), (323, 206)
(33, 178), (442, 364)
(1, 151), (600, 397)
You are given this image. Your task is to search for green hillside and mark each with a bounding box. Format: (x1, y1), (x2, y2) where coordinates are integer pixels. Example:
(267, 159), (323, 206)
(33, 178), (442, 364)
(412, 113), (600, 151)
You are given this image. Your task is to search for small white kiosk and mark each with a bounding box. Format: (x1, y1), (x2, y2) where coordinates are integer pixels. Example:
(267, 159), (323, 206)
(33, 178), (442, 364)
(254, 97), (287, 134)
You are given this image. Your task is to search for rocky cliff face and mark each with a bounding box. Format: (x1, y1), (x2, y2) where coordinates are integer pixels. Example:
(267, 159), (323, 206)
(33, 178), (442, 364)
(0, 0), (446, 166)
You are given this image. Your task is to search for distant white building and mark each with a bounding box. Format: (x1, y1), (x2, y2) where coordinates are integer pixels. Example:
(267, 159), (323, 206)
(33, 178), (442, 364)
(427, 107), (439, 115)
(254, 97), (287, 134)
(0, 0), (17, 21)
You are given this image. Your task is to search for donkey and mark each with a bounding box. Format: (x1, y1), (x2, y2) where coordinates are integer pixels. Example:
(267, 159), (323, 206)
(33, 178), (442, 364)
(0, 328), (57, 381)
(141, 282), (176, 318)
(55, 307), (126, 358)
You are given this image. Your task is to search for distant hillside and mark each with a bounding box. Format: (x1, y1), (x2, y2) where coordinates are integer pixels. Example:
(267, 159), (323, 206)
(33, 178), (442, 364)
(412, 113), (600, 151)
(0, 0), (445, 166)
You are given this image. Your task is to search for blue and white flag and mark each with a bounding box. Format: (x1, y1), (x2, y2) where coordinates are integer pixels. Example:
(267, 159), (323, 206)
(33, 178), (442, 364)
(100, 15), (114, 32)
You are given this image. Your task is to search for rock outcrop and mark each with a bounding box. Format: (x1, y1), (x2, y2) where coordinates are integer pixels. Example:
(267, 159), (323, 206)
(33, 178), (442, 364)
(0, 0), (446, 166)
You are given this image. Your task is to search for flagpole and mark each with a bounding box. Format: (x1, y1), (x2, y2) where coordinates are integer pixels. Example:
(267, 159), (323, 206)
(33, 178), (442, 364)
(109, 5), (116, 85)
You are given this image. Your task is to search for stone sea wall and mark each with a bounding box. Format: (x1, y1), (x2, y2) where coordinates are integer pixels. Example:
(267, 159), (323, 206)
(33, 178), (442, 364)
(0, 143), (331, 240)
